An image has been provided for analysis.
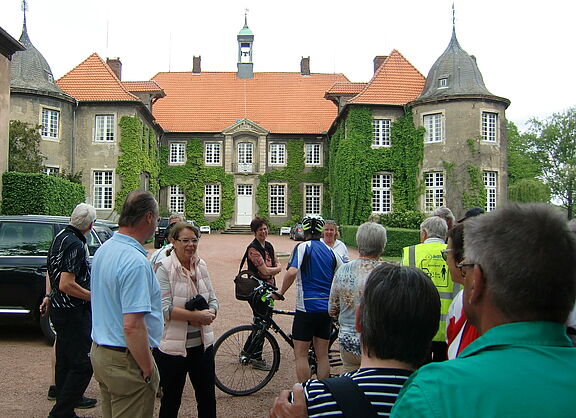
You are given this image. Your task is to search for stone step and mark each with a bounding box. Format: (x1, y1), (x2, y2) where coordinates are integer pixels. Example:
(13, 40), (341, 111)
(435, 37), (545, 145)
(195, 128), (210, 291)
(221, 225), (252, 234)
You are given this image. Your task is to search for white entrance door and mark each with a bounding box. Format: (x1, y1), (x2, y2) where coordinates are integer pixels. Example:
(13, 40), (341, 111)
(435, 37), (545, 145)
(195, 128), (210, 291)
(236, 184), (253, 225)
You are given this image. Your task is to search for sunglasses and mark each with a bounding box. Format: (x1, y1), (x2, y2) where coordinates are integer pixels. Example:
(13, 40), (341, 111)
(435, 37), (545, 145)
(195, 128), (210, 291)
(440, 248), (451, 262)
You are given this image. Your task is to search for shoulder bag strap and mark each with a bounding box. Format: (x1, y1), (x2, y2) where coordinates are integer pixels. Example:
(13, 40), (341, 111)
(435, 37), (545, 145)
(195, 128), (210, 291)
(320, 376), (379, 418)
(239, 247), (250, 274)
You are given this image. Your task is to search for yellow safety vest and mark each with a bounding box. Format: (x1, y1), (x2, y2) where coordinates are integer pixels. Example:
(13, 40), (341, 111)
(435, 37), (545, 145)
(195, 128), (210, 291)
(402, 242), (458, 342)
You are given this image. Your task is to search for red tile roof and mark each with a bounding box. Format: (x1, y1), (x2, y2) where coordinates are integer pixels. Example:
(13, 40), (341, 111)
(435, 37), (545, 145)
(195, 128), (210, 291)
(348, 50), (425, 105)
(57, 53), (140, 102)
(326, 82), (367, 95)
(151, 72), (349, 133)
(123, 80), (163, 93)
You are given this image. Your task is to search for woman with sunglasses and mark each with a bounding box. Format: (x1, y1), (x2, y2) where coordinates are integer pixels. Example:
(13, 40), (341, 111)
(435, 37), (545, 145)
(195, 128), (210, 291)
(153, 222), (219, 418)
(442, 223), (479, 359)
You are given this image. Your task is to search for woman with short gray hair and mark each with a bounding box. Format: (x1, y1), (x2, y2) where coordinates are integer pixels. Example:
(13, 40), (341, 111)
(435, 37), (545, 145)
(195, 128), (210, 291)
(321, 220), (349, 263)
(329, 222), (388, 372)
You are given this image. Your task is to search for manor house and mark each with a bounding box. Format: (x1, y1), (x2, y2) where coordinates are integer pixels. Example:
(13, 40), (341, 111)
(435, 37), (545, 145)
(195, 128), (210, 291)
(6, 14), (509, 227)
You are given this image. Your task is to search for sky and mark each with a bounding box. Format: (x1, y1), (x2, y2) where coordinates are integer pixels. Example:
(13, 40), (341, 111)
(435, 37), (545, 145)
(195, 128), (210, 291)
(1, 0), (575, 129)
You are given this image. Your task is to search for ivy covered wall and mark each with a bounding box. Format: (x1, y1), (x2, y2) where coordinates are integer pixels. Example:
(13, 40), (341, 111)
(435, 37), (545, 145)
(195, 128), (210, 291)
(255, 138), (327, 224)
(159, 138), (234, 230)
(328, 106), (425, 225)
(116, 116), (160, 211)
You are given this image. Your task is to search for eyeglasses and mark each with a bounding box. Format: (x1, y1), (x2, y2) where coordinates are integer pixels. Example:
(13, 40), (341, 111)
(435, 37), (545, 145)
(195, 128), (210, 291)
(175, 238), (199, 245)
(440, 249), (452, 262)
(456, 262), (475, 276)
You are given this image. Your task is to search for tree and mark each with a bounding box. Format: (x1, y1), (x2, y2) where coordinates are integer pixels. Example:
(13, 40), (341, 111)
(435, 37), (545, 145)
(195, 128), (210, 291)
(507, 121), (542, 184)
(528, 107), (576, 218)
(508, 178), (550, 203)
(8, 120), (46, 173)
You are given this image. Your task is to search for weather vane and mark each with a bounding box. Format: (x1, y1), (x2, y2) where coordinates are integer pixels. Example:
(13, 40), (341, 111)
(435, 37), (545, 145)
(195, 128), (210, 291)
(22, 0), (28, 27)
(452, 2), (455, 29)
(244, 8), (249, 26)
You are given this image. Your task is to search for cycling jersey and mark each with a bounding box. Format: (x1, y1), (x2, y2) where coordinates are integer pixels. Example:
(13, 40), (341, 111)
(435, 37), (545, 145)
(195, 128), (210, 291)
(288, 239), (341, 312)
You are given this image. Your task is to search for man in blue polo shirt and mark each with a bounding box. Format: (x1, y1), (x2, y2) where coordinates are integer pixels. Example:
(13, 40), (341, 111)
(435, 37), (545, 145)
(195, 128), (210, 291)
(90, 191), (163, 418)
(278, 216), (342, 382)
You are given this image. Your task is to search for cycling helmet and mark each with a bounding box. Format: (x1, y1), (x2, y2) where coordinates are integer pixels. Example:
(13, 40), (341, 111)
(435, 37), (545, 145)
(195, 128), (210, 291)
(301, 216), (325, 234)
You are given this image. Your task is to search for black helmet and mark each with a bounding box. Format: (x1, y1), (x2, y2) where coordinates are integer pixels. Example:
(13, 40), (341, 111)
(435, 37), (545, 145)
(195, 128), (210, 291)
(301, 216), (325, 234)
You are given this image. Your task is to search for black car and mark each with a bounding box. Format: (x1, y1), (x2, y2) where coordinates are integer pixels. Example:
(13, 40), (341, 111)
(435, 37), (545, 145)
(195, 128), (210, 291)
(290, 223), (305, 241)
(154, 217), (170, 248)
(0, 215), (106, 344)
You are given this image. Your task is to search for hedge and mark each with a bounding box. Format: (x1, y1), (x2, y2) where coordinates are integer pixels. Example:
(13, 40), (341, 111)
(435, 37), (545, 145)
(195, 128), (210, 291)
(1, 172), (85, 215)
(340, 224), (420, 258)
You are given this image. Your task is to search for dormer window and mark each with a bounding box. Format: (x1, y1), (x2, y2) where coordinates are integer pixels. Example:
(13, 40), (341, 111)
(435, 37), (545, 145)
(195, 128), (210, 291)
(44, 70), (54, 83)
(438, 77), (449, 88)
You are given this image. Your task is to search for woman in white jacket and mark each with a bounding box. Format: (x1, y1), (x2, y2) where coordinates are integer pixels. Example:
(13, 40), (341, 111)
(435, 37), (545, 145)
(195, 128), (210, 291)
(153, 222), (218, 418)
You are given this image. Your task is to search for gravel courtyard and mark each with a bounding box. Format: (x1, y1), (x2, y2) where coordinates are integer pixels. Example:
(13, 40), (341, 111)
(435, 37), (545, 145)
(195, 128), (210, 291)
(0, 232), (358, 417)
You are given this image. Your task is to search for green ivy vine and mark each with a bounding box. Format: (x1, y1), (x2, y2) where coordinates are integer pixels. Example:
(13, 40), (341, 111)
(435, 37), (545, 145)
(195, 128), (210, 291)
(116, 116), (160, 211)
(255, 139), (327, 224)
(328, 106), (424, 225)
(159, 139), (234, 230)
(462, 164), (486, 209)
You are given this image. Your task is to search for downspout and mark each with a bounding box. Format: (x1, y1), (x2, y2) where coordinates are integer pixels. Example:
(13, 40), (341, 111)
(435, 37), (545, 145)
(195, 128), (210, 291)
(71, 98), (78, 173)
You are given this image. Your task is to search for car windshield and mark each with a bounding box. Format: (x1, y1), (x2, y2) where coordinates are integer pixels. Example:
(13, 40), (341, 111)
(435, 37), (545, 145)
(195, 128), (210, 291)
(0, 222), (54, 256)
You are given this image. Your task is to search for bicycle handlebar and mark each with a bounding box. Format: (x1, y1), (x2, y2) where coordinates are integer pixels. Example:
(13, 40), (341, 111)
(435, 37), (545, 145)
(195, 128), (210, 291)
(253, 279), (285, 301)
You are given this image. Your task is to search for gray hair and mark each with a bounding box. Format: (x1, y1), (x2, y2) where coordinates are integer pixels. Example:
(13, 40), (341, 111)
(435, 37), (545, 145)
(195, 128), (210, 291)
(430, 206), (455, 229)
(69, 203), (97, 231)
(356, 222), (387, 257)
(464, 203), (576, 322)
(169, 213), (184, 223)
(420, 216), (448, 240)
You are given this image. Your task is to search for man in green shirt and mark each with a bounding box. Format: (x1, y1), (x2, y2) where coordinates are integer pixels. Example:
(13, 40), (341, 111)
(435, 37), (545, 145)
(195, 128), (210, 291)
(392, 203), (576, 417)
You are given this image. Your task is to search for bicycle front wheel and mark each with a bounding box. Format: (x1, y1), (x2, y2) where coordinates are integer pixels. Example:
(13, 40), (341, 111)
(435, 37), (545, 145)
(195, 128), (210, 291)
(214, 324), (281, 396)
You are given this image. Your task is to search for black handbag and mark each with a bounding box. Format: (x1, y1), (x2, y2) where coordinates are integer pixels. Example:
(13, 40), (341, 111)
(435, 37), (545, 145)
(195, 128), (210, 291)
(184, 294), (209, 311)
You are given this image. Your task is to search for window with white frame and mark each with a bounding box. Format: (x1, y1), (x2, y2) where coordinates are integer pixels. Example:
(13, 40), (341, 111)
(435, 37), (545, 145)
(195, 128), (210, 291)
(44, 166), (60, 176)
(238, 142), (253, 164)
(269, 143), (286, 165)
(483, 171), (498, 212)
(438, 77), (448, 88)
(423, 113), (443, 143)
(482, 112), (498, 142)
(269, 184), (286, 216)
(305, 143), (321, 165)
(169, 185), (185, 213)
(424, 172), (444, 211)
(94, 114), (115, 142)
(93, 170), (114, 210)
(41, 108), (59, 139)
(372, 119), (391, 147)
(205, 142), (221, 165)
(169, 142), (186, 164)
(204, 184), (220, 215)
(372, 173), (393, 213)
(305, 184), (322, 215)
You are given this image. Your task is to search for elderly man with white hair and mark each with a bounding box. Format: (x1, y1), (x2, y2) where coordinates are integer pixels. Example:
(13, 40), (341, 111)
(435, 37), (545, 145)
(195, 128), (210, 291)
(402, 215), (455, 362)
(47, 203), (97, 418)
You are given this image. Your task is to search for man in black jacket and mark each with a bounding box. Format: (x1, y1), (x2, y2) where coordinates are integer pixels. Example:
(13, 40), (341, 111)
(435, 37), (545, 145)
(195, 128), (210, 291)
(47, 203), (97, 418)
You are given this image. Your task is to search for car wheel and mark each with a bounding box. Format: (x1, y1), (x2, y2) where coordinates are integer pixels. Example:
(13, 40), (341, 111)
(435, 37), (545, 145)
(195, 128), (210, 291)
(154, 238), (161, 249)
(40, 314), (56, 345)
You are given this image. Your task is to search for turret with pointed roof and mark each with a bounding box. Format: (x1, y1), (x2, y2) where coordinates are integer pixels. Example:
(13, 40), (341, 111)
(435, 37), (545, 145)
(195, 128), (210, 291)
(413, 28), (508, 104)
(10, 17), (69, 98)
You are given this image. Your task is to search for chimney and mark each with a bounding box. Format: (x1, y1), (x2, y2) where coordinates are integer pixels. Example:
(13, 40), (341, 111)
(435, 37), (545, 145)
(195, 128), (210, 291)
(106, 57), (122, 80)
(373, 55), (387, 73)
(300, 56), (310, 76)
(193, 56), (201, 74)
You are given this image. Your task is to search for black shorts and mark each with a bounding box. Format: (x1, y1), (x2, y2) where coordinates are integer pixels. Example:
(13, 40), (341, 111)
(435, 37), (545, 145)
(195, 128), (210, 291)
(292, 310), (331, 341)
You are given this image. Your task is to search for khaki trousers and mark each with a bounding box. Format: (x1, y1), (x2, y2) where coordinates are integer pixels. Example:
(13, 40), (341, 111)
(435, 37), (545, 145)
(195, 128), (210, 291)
(90, 342), (159, 418)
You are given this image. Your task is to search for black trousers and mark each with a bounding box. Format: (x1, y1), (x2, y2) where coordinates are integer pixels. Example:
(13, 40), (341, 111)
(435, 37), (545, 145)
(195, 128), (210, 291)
(49, 304), (93, 418)
(153, 345), (216, 418)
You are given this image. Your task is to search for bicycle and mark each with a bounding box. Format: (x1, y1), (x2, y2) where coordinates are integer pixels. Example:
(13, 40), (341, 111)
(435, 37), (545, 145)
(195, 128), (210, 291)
(214, 280), (342, 396)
